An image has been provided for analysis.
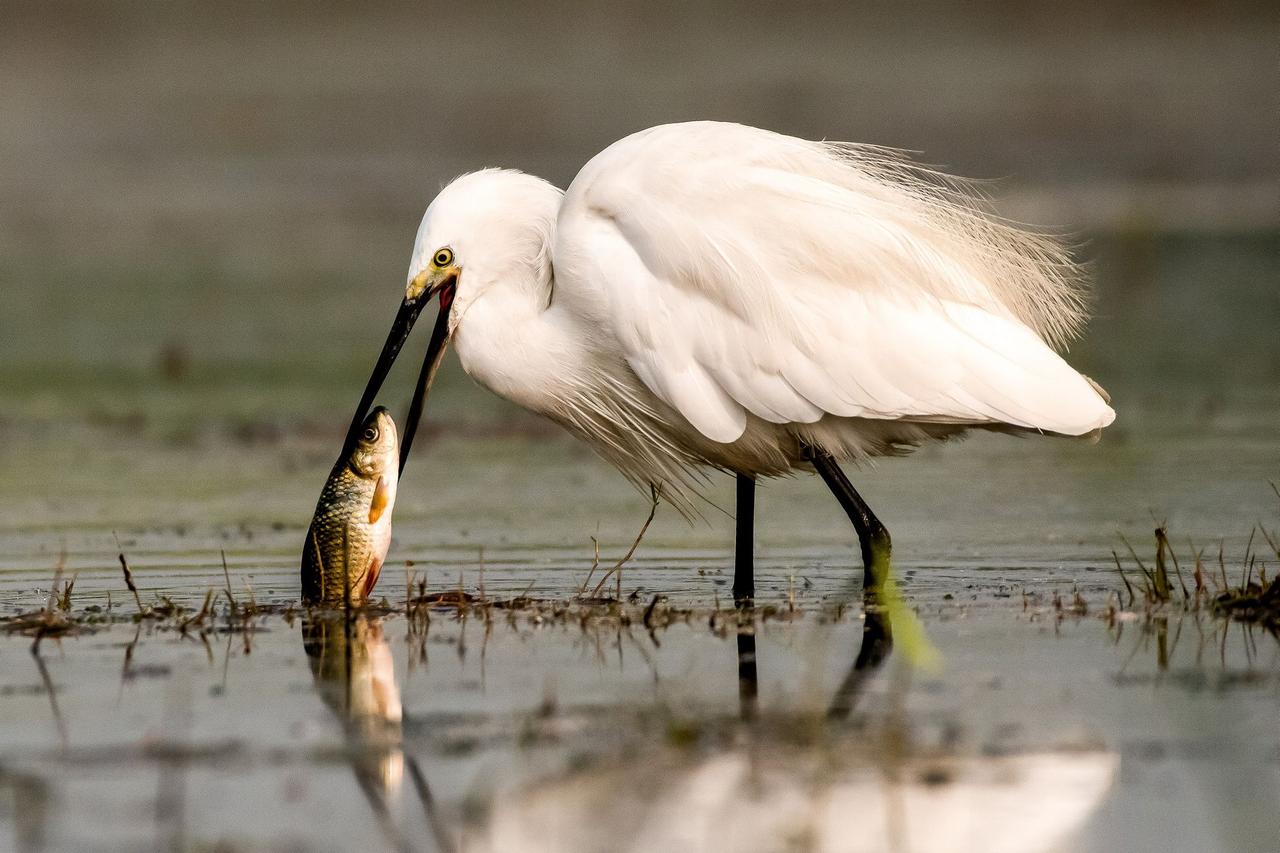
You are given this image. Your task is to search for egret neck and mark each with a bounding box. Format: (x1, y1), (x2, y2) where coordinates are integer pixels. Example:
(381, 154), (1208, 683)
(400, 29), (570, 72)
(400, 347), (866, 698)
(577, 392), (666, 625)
(449, 245), (593, 419)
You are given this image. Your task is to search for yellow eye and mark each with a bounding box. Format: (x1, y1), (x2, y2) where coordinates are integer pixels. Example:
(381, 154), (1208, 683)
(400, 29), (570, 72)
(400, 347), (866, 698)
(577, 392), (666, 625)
(433, 248), (454, 268)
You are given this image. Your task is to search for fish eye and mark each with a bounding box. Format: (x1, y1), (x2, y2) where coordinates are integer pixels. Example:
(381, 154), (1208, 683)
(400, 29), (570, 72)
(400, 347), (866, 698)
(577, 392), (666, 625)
(433, 248), (454, 268)
(362, 427), (378, 442)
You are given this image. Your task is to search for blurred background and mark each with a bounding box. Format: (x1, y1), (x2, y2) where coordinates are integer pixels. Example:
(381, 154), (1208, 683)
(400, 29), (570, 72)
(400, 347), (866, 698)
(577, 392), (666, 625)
(3, 9), (1277, 849)
(1, 0), (1277, 564)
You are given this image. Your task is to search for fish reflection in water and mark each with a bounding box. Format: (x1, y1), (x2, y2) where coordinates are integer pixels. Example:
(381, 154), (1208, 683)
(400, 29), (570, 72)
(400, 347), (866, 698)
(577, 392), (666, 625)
(302, 614), (455, 852)
(301, 615), (405, 818)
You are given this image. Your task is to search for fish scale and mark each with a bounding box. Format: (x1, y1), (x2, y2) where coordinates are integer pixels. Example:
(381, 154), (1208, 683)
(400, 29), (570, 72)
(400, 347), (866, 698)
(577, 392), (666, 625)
(301, 408), (398, 605)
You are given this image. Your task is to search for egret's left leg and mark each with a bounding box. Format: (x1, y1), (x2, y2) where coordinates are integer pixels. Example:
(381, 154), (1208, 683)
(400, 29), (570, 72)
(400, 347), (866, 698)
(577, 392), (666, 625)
(804, 447), (892, 597)
(732, 473), (756, 606)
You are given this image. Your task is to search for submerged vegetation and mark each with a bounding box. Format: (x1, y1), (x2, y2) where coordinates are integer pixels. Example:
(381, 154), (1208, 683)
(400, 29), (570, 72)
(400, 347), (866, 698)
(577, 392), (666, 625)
(7, 491), (1280, 651)
(1, 542), (833, 659)
(1111, 489), (1280, 636)
(1100, 494), (1280, 678)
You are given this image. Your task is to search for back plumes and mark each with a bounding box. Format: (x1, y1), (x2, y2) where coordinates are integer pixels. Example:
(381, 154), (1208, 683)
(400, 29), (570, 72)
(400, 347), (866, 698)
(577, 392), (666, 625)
(585, 121), (1087, 351)
(818, 140), (1087, 349)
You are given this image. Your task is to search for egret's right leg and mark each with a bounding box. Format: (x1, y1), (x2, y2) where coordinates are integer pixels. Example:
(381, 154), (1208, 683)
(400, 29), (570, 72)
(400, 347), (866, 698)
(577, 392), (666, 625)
(803, 447), (892, 597)
(732, 473), (756, 606)
(732, 474), (759, 721)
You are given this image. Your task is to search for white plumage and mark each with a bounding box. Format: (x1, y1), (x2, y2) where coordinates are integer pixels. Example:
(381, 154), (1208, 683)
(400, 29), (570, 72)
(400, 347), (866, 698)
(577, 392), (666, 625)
(410, 121), (1114, 511)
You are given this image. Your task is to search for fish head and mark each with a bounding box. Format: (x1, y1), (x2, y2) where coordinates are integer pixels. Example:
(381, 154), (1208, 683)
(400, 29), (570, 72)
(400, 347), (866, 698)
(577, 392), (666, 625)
(349, 407), (399, 482)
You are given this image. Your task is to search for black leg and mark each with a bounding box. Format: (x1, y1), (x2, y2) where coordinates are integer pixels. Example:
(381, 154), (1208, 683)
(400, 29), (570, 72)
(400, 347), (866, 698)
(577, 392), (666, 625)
(804, 447), (892, 597)
(733, 473), (755, 606)
(732, 473), (758, 721)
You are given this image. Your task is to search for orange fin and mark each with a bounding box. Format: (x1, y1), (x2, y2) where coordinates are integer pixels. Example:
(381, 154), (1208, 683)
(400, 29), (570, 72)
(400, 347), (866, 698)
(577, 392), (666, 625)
(362, 555), (384, 599)
(368, 476), (390, 524)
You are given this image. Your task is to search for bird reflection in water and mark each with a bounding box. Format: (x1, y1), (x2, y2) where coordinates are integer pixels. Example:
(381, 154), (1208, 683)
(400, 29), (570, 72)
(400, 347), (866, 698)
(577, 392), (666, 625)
(477, 605), (1116, 853)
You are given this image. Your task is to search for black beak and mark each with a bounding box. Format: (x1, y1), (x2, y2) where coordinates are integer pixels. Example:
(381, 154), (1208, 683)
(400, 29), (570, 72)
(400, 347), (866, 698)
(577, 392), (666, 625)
(342, 280), (455, 472)
(398, 292), (452, 473)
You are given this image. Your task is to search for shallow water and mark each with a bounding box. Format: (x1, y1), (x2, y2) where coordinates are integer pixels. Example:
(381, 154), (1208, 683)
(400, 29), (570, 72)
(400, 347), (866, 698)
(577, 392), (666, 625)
(1, 233), (1279, 851)
(2, 587), (1277, 852)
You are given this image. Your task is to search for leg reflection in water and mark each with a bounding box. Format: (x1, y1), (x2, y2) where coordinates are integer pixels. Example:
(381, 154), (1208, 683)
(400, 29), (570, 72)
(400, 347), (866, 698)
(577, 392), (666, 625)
(735, 603), (893, 722)
(736, 626), (759, 723)
(827, 605), (893, 720)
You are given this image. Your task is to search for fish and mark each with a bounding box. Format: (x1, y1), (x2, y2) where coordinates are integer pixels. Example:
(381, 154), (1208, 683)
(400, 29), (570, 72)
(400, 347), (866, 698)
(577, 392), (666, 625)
(302, 406), (398, 605)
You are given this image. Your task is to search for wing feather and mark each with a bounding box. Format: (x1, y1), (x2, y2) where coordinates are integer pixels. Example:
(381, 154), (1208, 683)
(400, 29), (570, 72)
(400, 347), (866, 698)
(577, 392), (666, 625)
(558, 122), (1115, 444)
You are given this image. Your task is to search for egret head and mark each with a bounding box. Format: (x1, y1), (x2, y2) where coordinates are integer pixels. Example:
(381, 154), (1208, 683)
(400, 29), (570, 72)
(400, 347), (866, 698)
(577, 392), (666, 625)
(406, 169), (560, 316)
(344, 169), (561, 470)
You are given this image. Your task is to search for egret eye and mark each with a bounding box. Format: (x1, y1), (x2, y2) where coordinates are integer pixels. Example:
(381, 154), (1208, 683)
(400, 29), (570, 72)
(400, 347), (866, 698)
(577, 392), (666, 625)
(433, 248), (454, 268)
(362, 427), (378, 442)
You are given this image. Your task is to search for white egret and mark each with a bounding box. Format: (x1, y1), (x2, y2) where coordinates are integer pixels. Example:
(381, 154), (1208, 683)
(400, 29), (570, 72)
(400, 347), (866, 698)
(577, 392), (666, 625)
(345, 121), (1115, 602)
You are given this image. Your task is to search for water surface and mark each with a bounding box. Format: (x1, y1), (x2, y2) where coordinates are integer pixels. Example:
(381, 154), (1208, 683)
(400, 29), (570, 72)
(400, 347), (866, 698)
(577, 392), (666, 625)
(1, 233), (1278, 851)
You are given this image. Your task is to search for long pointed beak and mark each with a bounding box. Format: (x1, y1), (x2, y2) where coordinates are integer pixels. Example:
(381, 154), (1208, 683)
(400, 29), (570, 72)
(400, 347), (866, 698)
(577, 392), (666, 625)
(344, 295), (425, 454)
(343, 276), (456, 470)
(399, 292), (452, 474)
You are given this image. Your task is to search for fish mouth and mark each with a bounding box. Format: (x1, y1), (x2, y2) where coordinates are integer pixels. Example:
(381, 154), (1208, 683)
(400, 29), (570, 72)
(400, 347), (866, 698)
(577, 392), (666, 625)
(343, 274), (456, 473)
